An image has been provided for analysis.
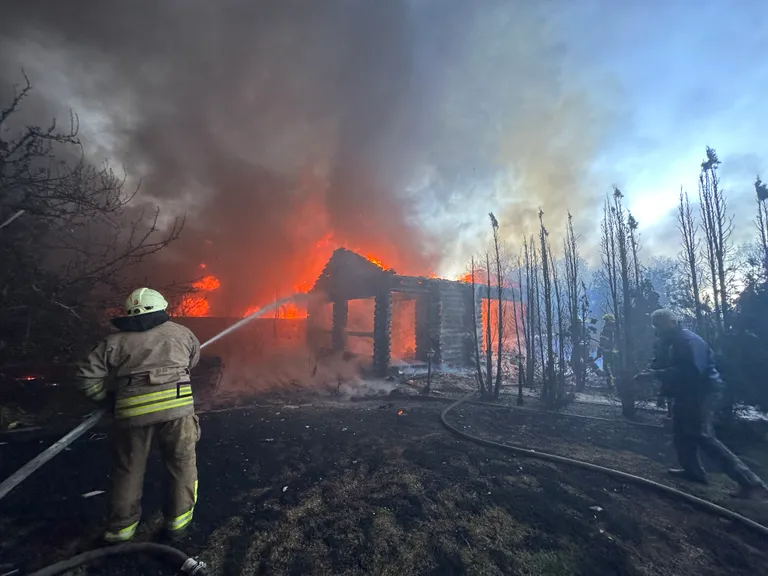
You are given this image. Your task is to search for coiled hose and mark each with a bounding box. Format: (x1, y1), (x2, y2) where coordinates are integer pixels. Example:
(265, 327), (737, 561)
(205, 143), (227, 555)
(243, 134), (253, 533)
(440, 393), (768, 539)
(26, 543), (208, 576)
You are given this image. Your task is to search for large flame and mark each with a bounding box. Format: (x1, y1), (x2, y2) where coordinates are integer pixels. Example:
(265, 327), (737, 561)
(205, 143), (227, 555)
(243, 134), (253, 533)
(183, 168), (447, 320)
(175, 273), (222, 317)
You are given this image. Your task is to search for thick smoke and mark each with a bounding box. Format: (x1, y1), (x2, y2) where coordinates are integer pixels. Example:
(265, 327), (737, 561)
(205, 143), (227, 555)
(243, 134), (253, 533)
(0, 0), (612, 311)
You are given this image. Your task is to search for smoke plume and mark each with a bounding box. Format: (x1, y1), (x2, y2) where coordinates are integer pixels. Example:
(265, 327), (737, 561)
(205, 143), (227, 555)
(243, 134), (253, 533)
(0, 0), (613, 312)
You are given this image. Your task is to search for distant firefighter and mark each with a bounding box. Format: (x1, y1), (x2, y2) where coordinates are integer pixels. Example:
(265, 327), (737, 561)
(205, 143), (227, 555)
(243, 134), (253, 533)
(569, 316), (593, 391)
(596, 314), (616, 389)
(636, 309), (767, 498)
(75, 288), (202, 542)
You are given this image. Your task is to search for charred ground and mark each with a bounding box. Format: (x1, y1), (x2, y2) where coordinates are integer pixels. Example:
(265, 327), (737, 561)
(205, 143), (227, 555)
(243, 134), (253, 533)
(2, 391), (768, 576)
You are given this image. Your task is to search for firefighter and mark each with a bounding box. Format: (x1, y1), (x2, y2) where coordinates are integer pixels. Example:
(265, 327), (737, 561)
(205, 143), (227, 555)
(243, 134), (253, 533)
(636, 309), (767, 498)
(75, 288), (202, 542)
(596, 314), (617, 389)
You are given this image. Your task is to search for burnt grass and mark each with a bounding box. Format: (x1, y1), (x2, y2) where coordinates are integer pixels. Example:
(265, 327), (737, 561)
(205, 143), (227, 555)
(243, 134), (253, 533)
(2, 399), (768, 576)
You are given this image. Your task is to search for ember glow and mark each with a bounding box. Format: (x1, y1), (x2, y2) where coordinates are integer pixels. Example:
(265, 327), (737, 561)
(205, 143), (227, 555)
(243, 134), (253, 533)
(391, 296), (416, 359)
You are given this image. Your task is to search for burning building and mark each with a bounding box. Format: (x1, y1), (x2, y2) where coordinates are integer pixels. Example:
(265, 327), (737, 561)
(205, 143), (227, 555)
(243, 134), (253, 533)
(307, 248), (517, 375)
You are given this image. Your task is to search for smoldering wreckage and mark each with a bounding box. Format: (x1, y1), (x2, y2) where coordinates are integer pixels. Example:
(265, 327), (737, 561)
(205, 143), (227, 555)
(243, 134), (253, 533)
(2, 248), (768, 576)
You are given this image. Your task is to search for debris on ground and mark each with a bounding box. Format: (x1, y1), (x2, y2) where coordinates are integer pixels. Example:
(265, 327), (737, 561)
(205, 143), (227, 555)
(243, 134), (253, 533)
(80, 491), (105, 499)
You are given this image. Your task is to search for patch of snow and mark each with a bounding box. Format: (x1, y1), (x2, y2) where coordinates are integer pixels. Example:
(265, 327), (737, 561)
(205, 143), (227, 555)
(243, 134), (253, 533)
(735, 405), (768, 422)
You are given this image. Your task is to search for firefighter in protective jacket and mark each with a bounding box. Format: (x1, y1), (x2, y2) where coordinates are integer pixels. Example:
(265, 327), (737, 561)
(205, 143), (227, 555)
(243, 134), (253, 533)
(75, 288), (201, 542)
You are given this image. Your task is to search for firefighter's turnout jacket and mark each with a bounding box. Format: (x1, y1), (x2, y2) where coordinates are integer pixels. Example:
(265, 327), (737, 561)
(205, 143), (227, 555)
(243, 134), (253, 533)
(76, 313), (201, 427)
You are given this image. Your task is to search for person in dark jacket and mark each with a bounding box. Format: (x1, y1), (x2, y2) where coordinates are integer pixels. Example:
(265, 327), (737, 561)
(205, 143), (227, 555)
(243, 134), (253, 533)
(651, 329), (674, 418)
(636, 309), (766, 498)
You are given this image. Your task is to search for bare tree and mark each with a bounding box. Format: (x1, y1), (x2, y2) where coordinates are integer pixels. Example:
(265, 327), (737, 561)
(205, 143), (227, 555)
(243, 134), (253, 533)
(699, 147), (733, 339)
(538, 210), (556, 404)
(522, 239), (537, 388)
(677, 187), (704, 333)
(548, 243), (566, 402)
(598, 189), (637, 417)
(511, 256), (524, 364)
(600, 199), (620, 321)
(613, 187), (635, 417)
(0, 77), (182, 365)
(489, 213), (504, 398)
(469, 257), (486, 395)
(564, 212), (587, 391)
(484, 252), (494, 397)
(628, 213), (641, 287)
(755, 176), (768, 275)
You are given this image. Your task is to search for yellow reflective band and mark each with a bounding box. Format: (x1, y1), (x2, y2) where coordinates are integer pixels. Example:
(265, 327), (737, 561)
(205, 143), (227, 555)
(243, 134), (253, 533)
(194, 480), (198, 503)
(104, 521), (138, 542)
(167, 508), (194, 531)
(115, 396), (194, 419)
(81, 380), (104, 394)
(116, 385), (193, 408)
(92, 389), (107, 401)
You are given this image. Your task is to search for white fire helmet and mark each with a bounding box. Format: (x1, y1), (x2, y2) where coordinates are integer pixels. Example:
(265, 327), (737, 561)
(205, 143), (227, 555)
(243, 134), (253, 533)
(125, 288), (169, 316)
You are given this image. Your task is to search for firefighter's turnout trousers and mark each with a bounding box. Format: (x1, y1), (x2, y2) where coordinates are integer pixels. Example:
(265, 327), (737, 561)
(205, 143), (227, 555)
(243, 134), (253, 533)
(105, 377), (199, 542)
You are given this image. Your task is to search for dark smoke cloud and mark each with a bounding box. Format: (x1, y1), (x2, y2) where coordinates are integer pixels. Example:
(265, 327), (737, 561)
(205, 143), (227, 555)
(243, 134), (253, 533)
(0, 0), (612, 311)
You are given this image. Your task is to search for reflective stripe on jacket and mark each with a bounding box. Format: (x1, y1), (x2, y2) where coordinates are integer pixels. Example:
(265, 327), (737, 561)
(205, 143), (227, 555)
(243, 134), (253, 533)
(76, 320), (201, 428)
(114, 380), (194, 422)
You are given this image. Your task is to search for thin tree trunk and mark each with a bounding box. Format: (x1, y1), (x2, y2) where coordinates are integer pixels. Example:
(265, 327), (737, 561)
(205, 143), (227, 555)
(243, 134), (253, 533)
(539, 210), (555, 404)
(678, 188), (704, 332)
(470, 258), (485, 394)
(756, 177), (768, 272)
(700, 171), (723, 339)
(613, 189), (635, 417)
(549, 243), (566, 402)
(485, 253), (493, 398)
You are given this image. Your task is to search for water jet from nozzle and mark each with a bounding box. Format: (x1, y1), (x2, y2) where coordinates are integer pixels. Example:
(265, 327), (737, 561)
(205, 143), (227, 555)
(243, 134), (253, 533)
(199, 293), (308, 350)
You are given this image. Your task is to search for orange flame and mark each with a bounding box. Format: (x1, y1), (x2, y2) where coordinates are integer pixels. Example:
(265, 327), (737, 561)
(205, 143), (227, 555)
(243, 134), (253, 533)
(175, 271), (221, 317)
(397, 410), (404, 416)
(193, 275), (221, 291)
(177, 295), (210, 317)
(365, 254), (390, 270)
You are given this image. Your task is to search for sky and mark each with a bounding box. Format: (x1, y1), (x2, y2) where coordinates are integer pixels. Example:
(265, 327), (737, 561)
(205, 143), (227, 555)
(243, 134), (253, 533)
(406, 0), (768, 275)
(558, 0), (768, 256)
(1, 0), (767, 288)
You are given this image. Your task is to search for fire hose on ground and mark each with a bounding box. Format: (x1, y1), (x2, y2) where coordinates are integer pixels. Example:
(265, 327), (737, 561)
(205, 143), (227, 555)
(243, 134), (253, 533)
(3, 383), (768, 573)
(25, 543), (208, 576)
(440, 392), (768, 539)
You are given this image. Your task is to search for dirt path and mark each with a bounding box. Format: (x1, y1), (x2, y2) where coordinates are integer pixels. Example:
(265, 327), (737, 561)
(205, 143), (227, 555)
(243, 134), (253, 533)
(1, 399), (767, 575)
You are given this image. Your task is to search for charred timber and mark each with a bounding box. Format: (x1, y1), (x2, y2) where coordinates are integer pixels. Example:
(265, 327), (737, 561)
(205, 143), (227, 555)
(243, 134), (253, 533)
(373, 290), (392, 376)
(332, 299), (348, 352)
(415, 293), (431, 362)
(347, 331), (374, 338)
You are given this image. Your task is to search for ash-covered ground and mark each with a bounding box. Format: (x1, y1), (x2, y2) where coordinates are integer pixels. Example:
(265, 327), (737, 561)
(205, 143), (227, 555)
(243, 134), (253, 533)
(2, 378), (768, 576)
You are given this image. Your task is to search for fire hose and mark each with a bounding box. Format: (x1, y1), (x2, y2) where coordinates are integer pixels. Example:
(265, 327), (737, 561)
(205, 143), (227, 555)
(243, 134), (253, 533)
(0, 335), (222, 502)
(440, 392), (768, 539)
(25, 543), (208, 576)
